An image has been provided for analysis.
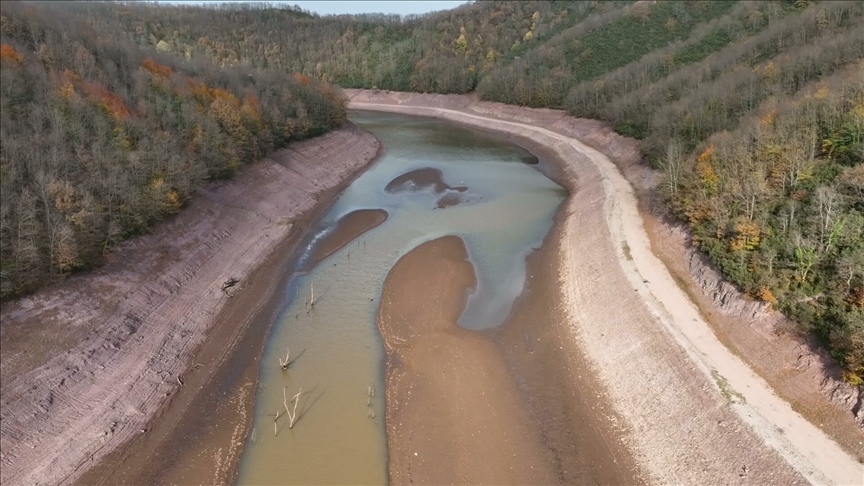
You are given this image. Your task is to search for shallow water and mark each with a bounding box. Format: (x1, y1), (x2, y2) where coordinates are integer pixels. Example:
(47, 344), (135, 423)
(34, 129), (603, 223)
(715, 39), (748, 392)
(236, 112), (566, 485)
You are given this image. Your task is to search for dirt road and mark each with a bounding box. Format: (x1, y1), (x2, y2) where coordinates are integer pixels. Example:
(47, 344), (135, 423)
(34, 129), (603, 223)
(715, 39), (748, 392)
(348, 95), (863, 485)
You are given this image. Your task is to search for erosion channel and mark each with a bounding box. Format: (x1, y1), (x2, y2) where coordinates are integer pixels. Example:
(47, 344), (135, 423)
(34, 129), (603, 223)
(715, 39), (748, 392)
(236, 111), (637, 484)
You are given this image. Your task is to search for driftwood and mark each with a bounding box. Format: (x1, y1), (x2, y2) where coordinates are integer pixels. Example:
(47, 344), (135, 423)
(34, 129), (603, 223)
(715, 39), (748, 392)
(306, 281), (317, 313)
(278, 347), (291, 370)
(284, 387), (302, 429)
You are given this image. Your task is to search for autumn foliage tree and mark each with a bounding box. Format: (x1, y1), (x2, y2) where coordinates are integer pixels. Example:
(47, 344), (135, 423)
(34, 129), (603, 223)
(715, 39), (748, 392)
(0, 2), (345, 300)
(671, 66), (864, 377)
(2, 0), (862, 377)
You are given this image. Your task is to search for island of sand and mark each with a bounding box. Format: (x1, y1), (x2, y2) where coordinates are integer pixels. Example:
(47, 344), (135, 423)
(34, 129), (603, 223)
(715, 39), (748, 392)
(300, 208), (389, 271)
(385, 167), (474, 209)
(378, 236), (559, 485)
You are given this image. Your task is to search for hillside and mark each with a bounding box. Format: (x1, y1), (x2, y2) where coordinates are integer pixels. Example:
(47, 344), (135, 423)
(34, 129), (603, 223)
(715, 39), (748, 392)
(0, 2), (346, 299)
(1, 0), (861, 377)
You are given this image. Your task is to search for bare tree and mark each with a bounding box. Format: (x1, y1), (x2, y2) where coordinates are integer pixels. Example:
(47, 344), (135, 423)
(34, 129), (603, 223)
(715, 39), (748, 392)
(284, 387), (302, 429)
(659, 138), (684, 199)
(278, 347), (290, 370)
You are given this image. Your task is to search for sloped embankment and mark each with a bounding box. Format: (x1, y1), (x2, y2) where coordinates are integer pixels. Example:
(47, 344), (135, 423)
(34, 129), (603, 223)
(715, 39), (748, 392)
(0, 124), (380, 486)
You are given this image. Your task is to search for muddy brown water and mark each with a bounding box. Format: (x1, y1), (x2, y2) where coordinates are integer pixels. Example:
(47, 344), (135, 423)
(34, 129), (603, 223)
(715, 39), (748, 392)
(236, 111), (636, 484)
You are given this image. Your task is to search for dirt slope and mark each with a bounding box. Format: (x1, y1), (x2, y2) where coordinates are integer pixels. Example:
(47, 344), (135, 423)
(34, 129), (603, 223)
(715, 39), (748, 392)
(0, 124), (380, 486)
(347, 91), (863, 485)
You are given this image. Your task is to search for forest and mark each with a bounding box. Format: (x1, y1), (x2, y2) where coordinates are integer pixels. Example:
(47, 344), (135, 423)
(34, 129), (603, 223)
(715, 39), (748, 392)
(1, 1), (861, 378)
(0, 2), (345, 300)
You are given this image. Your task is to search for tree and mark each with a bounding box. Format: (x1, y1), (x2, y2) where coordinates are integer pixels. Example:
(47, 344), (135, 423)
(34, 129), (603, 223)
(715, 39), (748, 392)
(660, 138), (684, 198)
(0, 1), (347, 299)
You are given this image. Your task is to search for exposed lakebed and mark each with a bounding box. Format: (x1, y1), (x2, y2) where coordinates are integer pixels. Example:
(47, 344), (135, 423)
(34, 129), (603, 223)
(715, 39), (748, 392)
(236, 111), (567, 484)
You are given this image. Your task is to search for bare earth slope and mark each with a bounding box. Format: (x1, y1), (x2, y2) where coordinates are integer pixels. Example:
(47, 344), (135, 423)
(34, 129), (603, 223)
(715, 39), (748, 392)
(0, 124), (380, 486)
(347, 91), (863, 485)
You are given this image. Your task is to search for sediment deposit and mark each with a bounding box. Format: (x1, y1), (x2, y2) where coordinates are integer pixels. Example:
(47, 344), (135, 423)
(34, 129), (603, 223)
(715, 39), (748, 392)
(377, 235), (558, 485)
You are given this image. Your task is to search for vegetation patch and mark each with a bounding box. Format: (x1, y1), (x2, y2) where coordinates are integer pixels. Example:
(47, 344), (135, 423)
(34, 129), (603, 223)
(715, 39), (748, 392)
(0, 3), (346, 299)
(622, 241), (633, 261)
(711, 369), (747, 404)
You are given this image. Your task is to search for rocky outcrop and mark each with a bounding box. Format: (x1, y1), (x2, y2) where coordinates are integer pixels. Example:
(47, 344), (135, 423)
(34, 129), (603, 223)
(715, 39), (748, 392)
(685, 232), (863, 428)
(855, 390), (864, 426)
(824, 377), (864, 428)
(686, 247), (773, 321)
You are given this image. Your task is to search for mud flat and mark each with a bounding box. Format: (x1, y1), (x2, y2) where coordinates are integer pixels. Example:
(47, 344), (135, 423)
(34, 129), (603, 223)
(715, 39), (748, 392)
(434, 192), (465, 208)
(348, 91), (863, 484)
(385, 167), (467, 194)
(301, 208), (388, 271)
(0, 123), (380, 486)
(379, 232), (641, 485)
(492, 206), (644, 485)
(378, 235), (557, 485)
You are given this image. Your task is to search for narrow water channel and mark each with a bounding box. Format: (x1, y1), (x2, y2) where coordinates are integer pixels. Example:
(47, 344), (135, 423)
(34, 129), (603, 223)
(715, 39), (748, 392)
(236, 111), (566, 484)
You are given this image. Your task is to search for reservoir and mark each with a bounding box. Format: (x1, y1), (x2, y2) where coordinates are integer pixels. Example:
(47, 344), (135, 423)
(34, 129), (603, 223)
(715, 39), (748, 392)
(236, 111), (566, 484)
